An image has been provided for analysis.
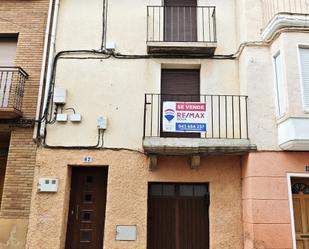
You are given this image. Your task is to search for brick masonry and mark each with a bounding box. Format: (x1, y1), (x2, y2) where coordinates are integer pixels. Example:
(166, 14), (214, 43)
(0, 0), (49, 219)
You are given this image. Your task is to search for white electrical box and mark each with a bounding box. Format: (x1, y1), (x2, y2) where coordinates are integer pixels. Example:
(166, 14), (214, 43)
(97, 116), (107, 129)
(70, 113), (82, 122)
(116, 225), (137, 241)
(56, 113), (68, 122)
(106, 42), (116, 50)
(37, 177), (59, 192)
(53, 88), (66, 104)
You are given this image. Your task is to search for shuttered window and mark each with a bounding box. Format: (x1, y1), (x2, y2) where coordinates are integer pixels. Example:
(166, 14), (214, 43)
(299, 47), (309, 112)
(273, 52), (286, 117)
(0, 37), (17, 66)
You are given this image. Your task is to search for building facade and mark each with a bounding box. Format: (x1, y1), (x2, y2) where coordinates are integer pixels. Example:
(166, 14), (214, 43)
(24, 0), (309, 249)
(0, 1), (50, 249)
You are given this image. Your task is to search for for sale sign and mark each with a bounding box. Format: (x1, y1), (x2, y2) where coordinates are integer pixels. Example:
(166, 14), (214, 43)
(163, 102), (207, 133)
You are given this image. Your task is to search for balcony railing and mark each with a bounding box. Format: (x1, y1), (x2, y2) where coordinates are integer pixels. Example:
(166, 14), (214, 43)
(262, 0), (309, 27)
(147, 6), (217, 43)
(0, 67), (28, 114)
(143, 94), (249, 139)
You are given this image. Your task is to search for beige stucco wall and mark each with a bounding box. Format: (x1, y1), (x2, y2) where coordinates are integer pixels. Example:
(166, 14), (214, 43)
(26, 148), (243, 249)
(46, 58), (239, 148)
(239, 45), (278, 150)
(56, 0), (238, 54)
(49, 0), (307, 151)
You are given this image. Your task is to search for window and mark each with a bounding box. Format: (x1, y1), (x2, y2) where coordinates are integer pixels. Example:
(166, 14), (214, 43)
(273, 52), (286, 117)
(299, 47), (309, 112)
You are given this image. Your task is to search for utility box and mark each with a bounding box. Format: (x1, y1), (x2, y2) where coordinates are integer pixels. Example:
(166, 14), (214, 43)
(97, 116), (107, 130)
(56, 113), (68, 122)
(70, 113), (82, 122)
(116, 225), (137, 241)
(53, 88), (66, 104)
(37, 177), (59, 193)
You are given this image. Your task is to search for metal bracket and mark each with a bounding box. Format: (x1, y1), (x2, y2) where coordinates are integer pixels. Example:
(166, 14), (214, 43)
(149, 155), (157, 171)
(190, 155), (200, 170)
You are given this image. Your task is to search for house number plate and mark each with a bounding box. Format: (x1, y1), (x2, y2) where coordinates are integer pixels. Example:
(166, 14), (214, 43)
(83, 156), (93, 163)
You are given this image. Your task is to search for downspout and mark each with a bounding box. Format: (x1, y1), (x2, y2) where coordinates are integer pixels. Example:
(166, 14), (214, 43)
(33, 0), (55, 141)
(39, 0), (60, 137)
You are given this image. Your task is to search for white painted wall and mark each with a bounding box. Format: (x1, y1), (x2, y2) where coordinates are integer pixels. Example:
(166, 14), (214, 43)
(45, 0), (309, 151)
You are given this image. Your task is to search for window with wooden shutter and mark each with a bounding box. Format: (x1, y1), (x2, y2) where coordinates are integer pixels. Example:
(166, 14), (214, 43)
(273, 52), (286, 117)
(299, 47), (309, 112)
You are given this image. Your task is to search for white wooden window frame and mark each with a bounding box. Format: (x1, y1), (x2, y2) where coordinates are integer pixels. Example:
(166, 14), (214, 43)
(272, 50), (286, 117)
(297, 44), (309, 113)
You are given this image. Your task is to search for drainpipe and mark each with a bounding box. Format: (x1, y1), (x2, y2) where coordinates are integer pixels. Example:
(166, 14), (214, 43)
(36, 0), (60, 138)
(33, 0), (55, 141)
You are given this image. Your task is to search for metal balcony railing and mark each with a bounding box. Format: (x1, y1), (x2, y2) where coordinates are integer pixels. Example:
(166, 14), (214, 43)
(0, 67), (28, 112)
(143, 94), (249, 139)
(262, 0), (309, 27)
(147, 6), (217, 43)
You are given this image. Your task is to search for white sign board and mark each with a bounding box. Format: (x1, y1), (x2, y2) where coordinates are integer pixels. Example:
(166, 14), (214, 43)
(163, 101), (207, 133)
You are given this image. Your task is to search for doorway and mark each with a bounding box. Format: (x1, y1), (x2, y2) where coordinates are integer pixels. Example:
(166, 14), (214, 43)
(160, 69), (200, 138)
(164, 0), (197, 42)
(65, 167), (108, 249)
(291, 177), (309, 249)
(147, 183), (209, 249)
(0, 131), (10, 209)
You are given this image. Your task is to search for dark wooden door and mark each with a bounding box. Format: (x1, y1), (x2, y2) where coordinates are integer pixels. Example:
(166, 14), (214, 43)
(164, 0), (197, 42)
(161, 69), (200, 137)
(148, 183), (209, 249)
(0, 157), (7, 208)
(65, 167), (108, 249)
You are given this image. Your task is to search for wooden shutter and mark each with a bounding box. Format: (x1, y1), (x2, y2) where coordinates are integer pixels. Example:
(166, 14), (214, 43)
(161, 69), (200, 138)
(0, 37), (17, 66)
(164, 0), (197, 42)
(299, 48), (309, 112)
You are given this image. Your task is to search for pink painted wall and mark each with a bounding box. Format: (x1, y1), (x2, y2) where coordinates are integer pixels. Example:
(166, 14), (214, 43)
(242, 151), (309, 249)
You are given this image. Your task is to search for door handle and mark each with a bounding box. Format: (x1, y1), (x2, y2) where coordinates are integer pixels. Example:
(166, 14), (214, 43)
(300, 235), (309, 238)
(75, 205), (79, 221)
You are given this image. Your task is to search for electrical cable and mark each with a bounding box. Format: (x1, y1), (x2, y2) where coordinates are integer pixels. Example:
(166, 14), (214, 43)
(61, 107), (76, 114)
(101, 130), (105, 148)
(43, 128), (102, 149)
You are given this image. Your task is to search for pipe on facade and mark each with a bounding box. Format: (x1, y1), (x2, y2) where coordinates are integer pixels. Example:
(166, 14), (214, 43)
(39, 0), (60, 138)
(33, 0), (55, 141)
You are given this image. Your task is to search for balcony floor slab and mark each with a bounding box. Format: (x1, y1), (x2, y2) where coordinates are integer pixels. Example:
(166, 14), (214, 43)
(147, 41), (217, 55)
(143, 137), (257, 155)
(0, 108), (22, 119)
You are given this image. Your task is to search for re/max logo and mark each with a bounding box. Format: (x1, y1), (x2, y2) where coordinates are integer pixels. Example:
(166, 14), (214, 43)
(177, 112), (205, 119)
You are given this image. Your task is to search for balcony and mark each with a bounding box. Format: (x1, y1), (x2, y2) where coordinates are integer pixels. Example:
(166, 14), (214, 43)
(147, 6), (217, 54)
(0, 67), (28, 119)
(261, 0), (309, 39)
(143, 94), (256, 156)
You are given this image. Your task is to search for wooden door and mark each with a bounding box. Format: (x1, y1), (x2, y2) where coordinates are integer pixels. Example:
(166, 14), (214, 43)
(164, 0), (197, 42)
(0, 157), (7, 208)
(161, 69), (200, 138)
(292, 180), (309, 249)
(148, 183), (209, 249)
(65, 167), (108, 249)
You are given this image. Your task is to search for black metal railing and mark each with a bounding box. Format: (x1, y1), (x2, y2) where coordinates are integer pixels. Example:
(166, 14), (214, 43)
(262, 0), (309, 27)
(147, 6), (216, 43)
(143, 94), (249, 139)
(0, 67), (28, 112)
